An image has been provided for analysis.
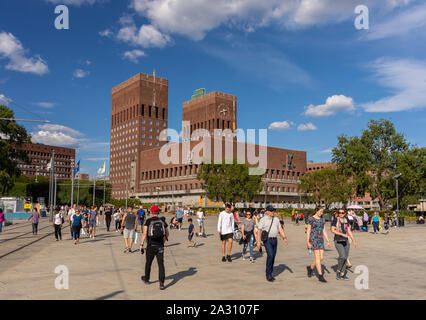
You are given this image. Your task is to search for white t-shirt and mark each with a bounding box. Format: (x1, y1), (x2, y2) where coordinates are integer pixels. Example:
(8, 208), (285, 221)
(68, 208), (75, 220)
(217, 210), (235, 235)
(54, 213), (63, 225)
(184, 209), (189, 216)
(197, 211), (205, 220)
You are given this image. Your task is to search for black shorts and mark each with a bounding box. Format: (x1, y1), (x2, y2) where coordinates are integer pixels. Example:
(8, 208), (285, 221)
(220, 233), (233, 241)
(177, 218), (183, 223)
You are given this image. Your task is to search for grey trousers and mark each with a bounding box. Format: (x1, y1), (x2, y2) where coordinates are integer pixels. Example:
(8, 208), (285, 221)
(335, 240), (350, 274)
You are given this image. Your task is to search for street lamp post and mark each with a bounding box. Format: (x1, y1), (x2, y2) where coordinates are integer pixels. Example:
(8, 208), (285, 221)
(394, 173), (402, 213)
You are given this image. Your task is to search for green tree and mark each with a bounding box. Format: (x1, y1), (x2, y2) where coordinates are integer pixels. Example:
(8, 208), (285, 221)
(332, 119), (409, 209)
(299, 167), (353, 209)
(0, 105), (32, 194)
(384, 147), (426, 209)
(197, 159), (263, 205)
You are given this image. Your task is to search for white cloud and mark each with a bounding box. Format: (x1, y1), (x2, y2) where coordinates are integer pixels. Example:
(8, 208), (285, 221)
(361, 57), (426, 112)
(128, 0), (413, 40)
(99, 29), (113, 37)
(321, 148), (333, 153)
(30, 124), (109, 151)
(31, 124), (82, 147)
(0, 32), (48, 75)
(365, 2), (426, 40)
(123, 49), (146, 63)
(304, 95), (355, 117)
(34, 102), (55, 108)
(73, 69), (90, 78)
(268, 120), (294, 131)
(297, 122), (317, 131)
(0, 94), (12, 105)
(117, 18), (171, 48)
(36, 124), (83, 137)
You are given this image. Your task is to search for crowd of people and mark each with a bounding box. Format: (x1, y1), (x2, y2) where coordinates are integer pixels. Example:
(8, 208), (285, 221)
(1, 202), (422, 290)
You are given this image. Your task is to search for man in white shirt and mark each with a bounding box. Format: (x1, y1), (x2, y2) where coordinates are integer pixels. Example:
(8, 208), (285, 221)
(217, 203), (235, 262)
(67, 204), (76, 240)
(196, 207), (206, 237)
(257, 206), (288, 282)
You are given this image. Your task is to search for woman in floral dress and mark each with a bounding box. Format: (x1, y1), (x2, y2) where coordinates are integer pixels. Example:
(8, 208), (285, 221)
(306, 206), (330, 282)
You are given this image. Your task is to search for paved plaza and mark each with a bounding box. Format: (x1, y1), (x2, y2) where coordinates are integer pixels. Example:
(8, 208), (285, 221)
(0, 213), (425, 300)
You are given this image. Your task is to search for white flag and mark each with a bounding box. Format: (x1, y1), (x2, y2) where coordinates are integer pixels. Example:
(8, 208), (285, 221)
(46, 158), (52, 170)
(97, 162), (105, 175)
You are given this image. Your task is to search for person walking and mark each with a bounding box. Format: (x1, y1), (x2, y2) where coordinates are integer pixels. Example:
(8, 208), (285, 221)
(67, 204), (76, 240)
(392, 211), (398, 228)
(105, 206), (113, 232)
(384, 213), (390, 231)
(241, 211), (256, 263)
(0, 208), (5, 234)
(176, 207), (184, 230)
(362, 211), (369, 232)
(71, 209), (83, 245)
(114, 208), (122, 232)
(371, 211), (381, 234)
(187, 218), (196, 247)
(53, 208), (63, 241)
(217, 203), (235, 262)
(306, 206), (330, 283)
(121, 206), (138, 253)
(88, 206), (99, 239)
(331, 209), (357, 280)
(28, 208), (41, 235)
(140, 205), (168, 290)
(196, 207), (206, 237)
(257, 206), (288, 282)
(137, 206), (146, 233)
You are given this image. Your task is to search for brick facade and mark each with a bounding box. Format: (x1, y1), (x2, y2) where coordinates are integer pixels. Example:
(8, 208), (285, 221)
(14, 143), (75, 180)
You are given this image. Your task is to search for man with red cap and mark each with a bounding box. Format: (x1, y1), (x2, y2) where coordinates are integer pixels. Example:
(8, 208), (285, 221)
(140, 205), (169, 290)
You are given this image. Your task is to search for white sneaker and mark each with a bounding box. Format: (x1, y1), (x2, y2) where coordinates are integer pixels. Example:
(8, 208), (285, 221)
(250, 257), (254, 263)
(242, 254), (246, 260)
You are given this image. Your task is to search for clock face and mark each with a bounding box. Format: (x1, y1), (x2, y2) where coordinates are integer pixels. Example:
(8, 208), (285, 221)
(217, 104), (230, 118)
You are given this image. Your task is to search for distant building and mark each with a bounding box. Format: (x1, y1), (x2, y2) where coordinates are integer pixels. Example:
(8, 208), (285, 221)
(76, 173), (89, 181)
(13, 142), (75, 181)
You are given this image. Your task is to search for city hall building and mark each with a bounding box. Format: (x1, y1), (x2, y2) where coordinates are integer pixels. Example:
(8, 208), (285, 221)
(109, 72), (307, 208)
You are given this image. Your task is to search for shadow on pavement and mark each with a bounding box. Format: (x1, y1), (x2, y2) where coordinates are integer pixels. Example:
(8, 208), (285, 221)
(273, 264), (294, 277)
(149, 267), (197, 289)
(95, 290), (125, 300)
(165, 242), (181, 248)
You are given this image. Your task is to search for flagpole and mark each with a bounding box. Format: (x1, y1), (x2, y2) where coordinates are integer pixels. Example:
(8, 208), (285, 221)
(71, 159), (75, 207)
(49, 150), (55, 222)
(92, 176), (95, 207)
(103, 174), (106, 207)
(54, 174), (57, 209)
(77, 173), (80, 207)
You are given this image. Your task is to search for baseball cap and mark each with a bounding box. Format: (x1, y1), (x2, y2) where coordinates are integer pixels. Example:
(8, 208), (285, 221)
(265, 205), (276, 212)
(150, 205), (160, 214)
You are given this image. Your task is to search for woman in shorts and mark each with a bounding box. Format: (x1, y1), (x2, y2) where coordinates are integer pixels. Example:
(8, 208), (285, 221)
(306, 206), (330, 283)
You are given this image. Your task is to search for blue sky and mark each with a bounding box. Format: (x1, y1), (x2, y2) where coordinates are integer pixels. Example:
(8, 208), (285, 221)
(1, 0), (425, 178)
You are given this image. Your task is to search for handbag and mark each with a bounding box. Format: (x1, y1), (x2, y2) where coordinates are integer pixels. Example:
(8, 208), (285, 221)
(261, 217), (274, 242)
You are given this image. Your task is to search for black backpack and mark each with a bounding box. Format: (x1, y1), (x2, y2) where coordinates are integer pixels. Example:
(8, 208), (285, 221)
(148, 218), (165, 240)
